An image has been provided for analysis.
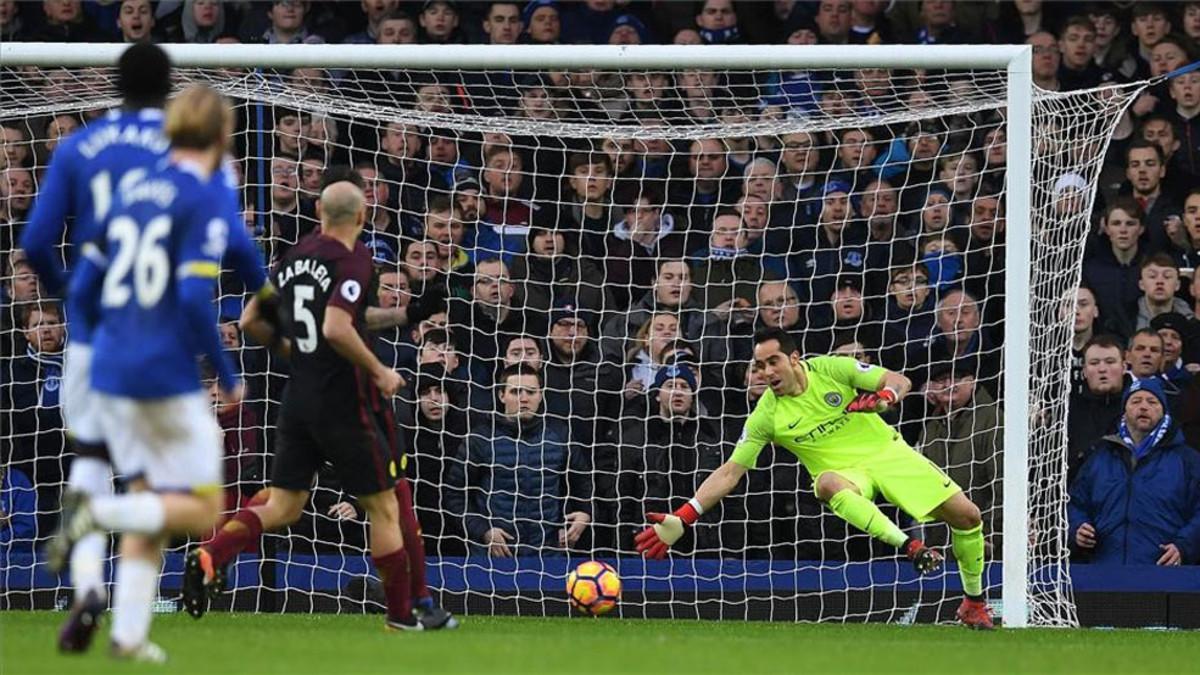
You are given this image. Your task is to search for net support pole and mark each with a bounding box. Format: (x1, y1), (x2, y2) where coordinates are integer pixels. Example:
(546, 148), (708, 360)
(1001, 46), (1033, 630)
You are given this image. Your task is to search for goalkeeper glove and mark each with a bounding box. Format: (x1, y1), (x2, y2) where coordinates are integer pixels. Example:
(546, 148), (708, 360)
(845, 386), (899, 414)
(634, 499), (703, 559)
(405, 283), (448, 326)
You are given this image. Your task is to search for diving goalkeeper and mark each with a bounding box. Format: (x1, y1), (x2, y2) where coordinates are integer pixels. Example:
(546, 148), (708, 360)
(635, 328), (993, 629)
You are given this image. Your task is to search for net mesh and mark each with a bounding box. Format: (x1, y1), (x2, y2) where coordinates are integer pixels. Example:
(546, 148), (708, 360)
(0, 61), (1145, 626)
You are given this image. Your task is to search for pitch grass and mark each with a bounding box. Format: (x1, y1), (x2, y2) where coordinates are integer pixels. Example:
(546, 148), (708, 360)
(3, 612), (1199, 675)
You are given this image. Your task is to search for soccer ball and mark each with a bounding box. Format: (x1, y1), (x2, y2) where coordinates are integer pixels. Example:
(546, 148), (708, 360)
(566, 560), (621, 616)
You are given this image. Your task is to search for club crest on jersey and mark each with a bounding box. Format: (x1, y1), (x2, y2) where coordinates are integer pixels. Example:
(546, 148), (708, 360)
(341, 279), (361, 303)
(824, 392), (843, 407)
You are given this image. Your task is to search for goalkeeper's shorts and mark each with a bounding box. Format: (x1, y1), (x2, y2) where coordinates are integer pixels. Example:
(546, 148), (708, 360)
(814, 443), (961, 522)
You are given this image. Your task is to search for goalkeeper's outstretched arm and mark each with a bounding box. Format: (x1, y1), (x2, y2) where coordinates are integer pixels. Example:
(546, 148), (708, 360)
(634, 460), (748, 559)
(845, 368), (913, 413)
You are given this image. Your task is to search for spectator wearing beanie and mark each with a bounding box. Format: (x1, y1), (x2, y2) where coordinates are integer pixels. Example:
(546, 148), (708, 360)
(1151, 312), (1199, 387)
(398, 363), (469, 555)
(607, 13), (651, 45)
(521, 0), (560, 44)
(610, 364), (745, 556)
(543, 298), (622, 447)
(418, 0), (461, 44)
(1069, 376), (1200, 566)
(917, 354), (1003, 554)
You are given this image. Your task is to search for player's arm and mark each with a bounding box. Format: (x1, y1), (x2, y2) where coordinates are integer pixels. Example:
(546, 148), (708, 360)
(65, 240), (107, 332)
(843, 369), (911, 413)
(363, 282), (447, 331)
(18, 145), (74, 294)
(634, 461), (750, 559)
(218, 185), (292, 352)
(216, 158), (266, 292)
(239, 291), (291, 360)
(180, 273), (239, 396)
(222, 227), (267, 293)
(178, 215), (242, 401)
(814, 356), (911, 413)
(634, 396), (770, 559)
(323, 271), (404, 398)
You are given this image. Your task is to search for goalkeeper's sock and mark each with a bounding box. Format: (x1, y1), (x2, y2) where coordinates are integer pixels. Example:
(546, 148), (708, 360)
(373, 548), (413, 623)
(110, 557), (159, 649)
(394, 480), (430, 602)
(91, 494), (165, 534)
(205, 509), (264, 568)
(951, 524), (986, 598)
(828, 489), (908, 548)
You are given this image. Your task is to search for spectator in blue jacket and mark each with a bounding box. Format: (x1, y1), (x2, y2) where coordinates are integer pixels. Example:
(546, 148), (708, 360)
(1069, 377), (1200, 566)
(445, 364), (592, 557)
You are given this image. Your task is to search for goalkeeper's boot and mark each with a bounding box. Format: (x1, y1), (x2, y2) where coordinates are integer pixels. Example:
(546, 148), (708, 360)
(956, 597), (995, 630)
(904, 538), (944, 575)
(46, 491), (97, 573)
(182, 547), (224, 619)
(57, 589), (106, 653)
(110, 640), (167, 664)
(413, 599), (460, 630)
(385, 615), (426, 632)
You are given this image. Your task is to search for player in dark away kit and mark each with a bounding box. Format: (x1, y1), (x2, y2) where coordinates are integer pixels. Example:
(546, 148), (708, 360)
(183, 171), (455, 631)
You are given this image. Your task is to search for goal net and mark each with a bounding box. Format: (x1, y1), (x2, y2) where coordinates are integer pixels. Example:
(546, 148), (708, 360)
(0, 46), (1145, 627)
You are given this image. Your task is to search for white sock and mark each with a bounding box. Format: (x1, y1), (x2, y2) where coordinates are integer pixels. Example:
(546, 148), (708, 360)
(70, 532), (108, 601)
(91, 494), (165, 534)
(67, 456), (113, 496)
(110, 557), (160, 649)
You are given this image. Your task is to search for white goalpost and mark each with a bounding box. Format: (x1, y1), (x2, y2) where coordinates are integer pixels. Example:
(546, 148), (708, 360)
(0, 43), (1148, 628)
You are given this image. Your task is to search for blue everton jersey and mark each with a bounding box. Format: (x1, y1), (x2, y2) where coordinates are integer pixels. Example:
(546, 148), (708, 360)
(89, 160), (239, 400)
(20, 108), (170, 344)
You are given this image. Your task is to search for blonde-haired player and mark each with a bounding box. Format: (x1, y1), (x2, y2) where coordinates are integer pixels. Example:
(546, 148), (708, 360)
(47, 85), (267, 662)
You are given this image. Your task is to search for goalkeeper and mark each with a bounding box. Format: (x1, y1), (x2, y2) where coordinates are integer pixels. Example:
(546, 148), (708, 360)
(635, 328), (994, 630)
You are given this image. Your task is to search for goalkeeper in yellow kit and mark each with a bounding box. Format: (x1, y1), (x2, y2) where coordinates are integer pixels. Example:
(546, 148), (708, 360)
(635, 328), (994, 629)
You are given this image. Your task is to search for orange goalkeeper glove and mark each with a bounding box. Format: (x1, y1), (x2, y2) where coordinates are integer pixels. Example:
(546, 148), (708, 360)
(845, 386), (899, 414)
(634, 499), (703, 559)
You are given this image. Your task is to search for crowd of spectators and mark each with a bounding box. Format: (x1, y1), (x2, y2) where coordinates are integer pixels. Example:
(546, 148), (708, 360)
(3, 0), (1200, 567)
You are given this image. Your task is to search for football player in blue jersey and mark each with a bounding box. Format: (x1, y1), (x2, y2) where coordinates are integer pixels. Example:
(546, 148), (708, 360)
(45, 85), (250, 664)
(22, 43), (173, 654)
(26, 44), (271, 655)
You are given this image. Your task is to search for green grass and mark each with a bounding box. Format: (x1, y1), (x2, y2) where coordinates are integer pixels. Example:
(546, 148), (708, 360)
(3, 611), (1198, 674)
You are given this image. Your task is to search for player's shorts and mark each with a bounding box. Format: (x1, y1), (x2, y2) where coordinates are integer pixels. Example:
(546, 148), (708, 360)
(271, 396), (401, 498)
(95, 391), (222, 494)
(813, 439), (961, 522)
(62, 343), (104, 447)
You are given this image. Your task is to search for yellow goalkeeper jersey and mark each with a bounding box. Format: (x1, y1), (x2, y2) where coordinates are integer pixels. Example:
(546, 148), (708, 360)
(730, 356), (910, 476)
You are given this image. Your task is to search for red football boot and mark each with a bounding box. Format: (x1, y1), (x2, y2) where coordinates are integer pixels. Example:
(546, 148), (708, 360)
(956, 597), (995, 630)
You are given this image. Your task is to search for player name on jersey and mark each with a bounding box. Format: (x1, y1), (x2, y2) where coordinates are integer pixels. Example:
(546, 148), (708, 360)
(121, 178), (177, 208)
(276, 257), (332, 292)
(77, 122), (169, 159)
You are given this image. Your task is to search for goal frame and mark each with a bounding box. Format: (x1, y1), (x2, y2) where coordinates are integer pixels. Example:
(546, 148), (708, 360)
(0, 42), (1036, 628)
